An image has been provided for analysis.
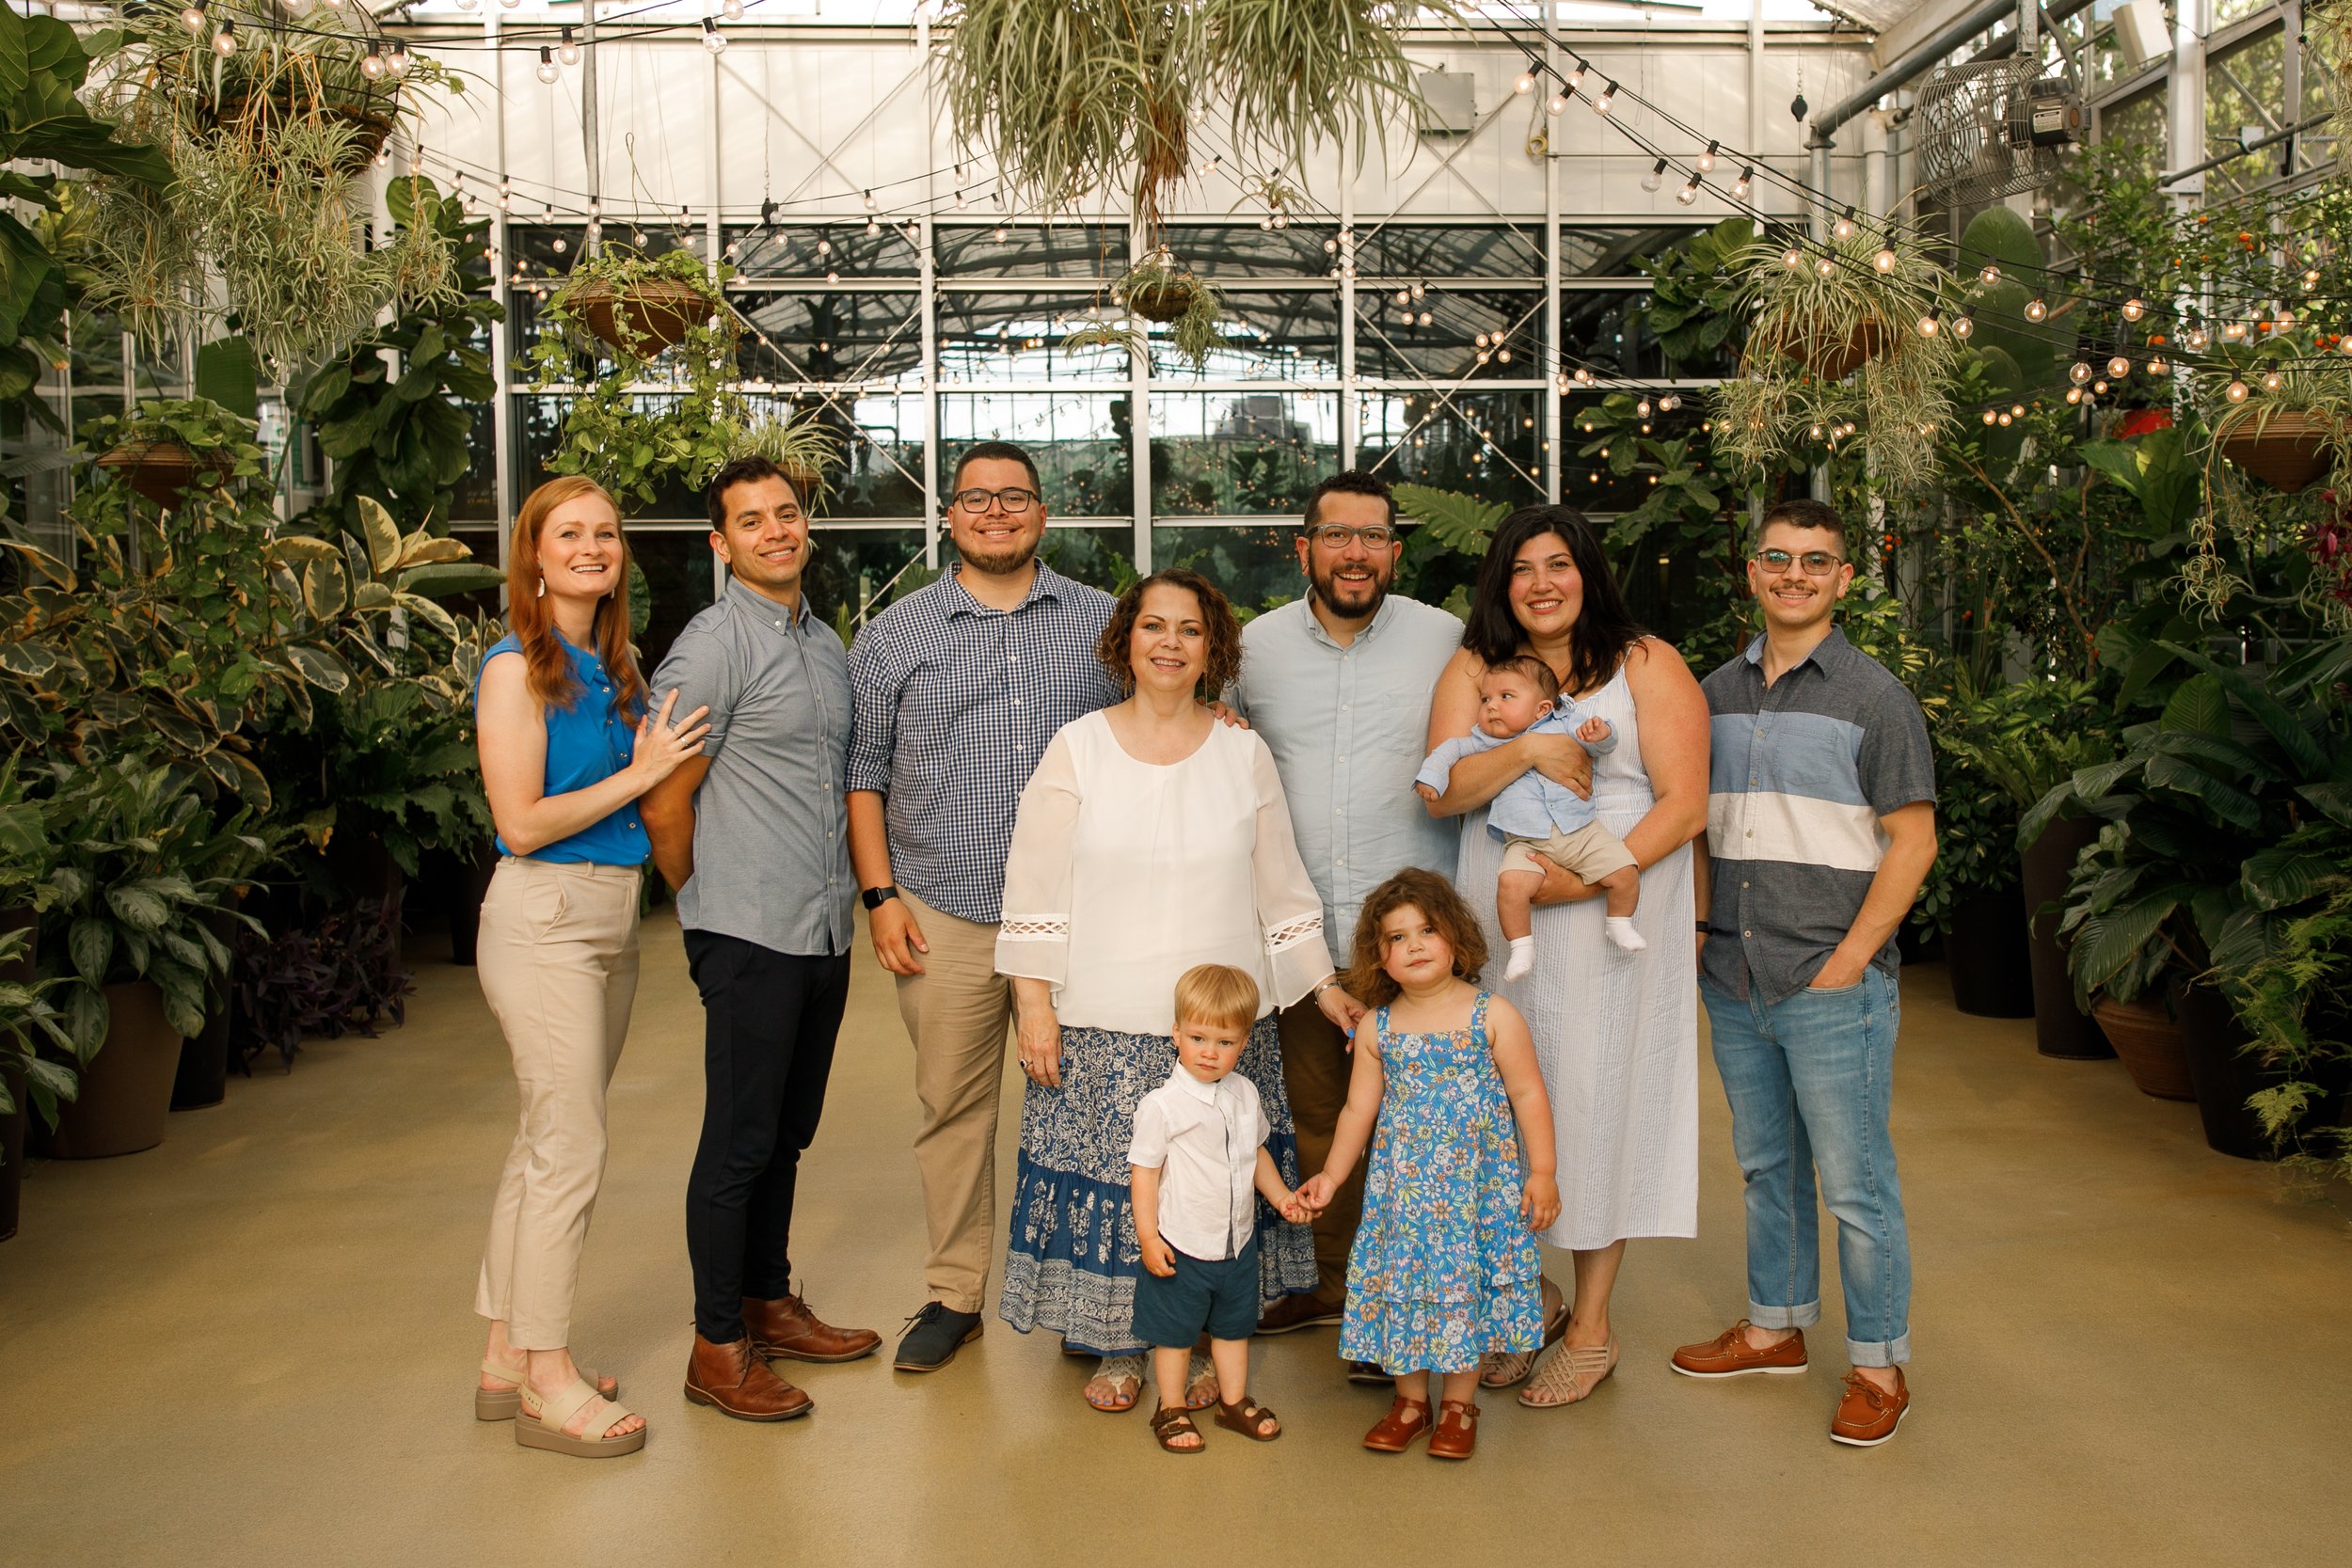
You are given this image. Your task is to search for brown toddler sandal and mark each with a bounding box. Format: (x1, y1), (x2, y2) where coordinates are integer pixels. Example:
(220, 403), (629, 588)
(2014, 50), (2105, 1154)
(1361, 1394), (1432, 1452)
(1150, 1404), (1206, 1454)
(1213, 1395), (1281, 1441)
(1429, 1399), (1479, 1460)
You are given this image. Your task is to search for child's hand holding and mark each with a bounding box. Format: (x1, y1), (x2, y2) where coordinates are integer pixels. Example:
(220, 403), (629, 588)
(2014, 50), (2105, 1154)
(1576, 716), (1613, 747)
(1291, 1172), (1336, 1218)
(1413, 781), (1440, 804)
(1139, 1231), (1177, 1277)
(1520, 1172), (1560, 1231)
(1276, 1188), (1312, 1225)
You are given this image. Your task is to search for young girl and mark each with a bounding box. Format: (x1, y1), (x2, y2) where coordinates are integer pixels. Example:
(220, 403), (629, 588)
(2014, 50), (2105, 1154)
(1292, 868), (1561, 1461)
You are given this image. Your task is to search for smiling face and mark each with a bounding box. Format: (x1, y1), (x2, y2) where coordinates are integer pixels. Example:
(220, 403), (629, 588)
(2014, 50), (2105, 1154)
(1295, 490), (1401, 622)
(1174, 1013), (1249, 1084)
(1748, 519), (1852, 633)
(1127, 582), (1209, 694)
(708, 474), (809, 604)
(947, 454), (1048, 577)
(535, 493), (625, 611)
(1375, 902), (1454, 990)
(1507, 531), (1584, 643)
(1477, 667), (1552, 739)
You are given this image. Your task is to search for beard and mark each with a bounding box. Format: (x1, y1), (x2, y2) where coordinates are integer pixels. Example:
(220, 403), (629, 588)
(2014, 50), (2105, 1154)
(959, 531), (1041, 577)
(1311, 562), (1390, 620)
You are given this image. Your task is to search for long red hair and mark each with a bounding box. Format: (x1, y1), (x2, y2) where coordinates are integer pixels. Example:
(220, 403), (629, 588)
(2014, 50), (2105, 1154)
(505, 476), (647, 718)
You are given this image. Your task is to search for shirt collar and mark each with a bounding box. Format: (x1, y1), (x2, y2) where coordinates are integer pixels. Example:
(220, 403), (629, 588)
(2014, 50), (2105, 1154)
(944, 561), (1067, 619)
(1163, 1065), (1226, 1105)
(726, 575), (814, 631)
(1741, 624), (1851, 678)
(1300, 590), (1401, 652)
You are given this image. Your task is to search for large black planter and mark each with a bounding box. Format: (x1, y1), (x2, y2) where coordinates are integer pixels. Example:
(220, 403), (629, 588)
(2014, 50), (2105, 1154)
(2022, 816), (2112, 1058)
(2171, 980), (2280, 1161)
(1945, 886), (2035, 1018)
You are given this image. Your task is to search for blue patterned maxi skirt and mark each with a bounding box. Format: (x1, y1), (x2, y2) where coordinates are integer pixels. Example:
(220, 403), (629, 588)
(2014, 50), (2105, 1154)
(1000, 1015), (1318, 1354)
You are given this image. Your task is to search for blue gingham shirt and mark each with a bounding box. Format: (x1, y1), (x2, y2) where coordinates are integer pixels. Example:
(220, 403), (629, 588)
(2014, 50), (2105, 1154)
(846, 562), (1120, 924)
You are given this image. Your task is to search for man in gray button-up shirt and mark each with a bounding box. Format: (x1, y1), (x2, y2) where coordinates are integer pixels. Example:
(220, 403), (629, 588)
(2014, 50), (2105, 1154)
(643, 456), (881, 1419)
(1229, 470), (1462, 1343)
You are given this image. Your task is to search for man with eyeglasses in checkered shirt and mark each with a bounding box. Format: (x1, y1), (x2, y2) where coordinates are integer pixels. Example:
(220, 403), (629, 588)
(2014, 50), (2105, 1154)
(847, 440), (1120, 1374)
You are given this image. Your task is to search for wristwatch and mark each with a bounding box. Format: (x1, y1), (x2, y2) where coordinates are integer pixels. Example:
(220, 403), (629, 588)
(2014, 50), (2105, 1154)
(862, 884), (899, 911)
(1695, 921), (1714, 935)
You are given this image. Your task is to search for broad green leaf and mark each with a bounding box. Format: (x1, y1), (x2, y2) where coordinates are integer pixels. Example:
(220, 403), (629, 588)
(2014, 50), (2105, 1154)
(2159, 673), (2228, 738)
(284, 643), (353, 694)
(68, 916), (112, 984)
(357, 496), (403, 578)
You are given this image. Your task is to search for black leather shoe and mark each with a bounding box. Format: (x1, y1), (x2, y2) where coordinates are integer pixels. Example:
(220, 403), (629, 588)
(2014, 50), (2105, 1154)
(894, 1302), (983, 1372)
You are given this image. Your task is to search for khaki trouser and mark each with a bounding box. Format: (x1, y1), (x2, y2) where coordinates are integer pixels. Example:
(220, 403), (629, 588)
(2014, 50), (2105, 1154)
(1279, 996), (1365, 1304)
(473, 857), (644, 1350)
(893, 887), (1014, 1316)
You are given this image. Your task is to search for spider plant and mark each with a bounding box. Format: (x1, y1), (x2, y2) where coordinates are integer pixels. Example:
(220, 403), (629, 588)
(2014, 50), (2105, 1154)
(2190, 355), (2352, 626)
(1063, 252), (1226, 367)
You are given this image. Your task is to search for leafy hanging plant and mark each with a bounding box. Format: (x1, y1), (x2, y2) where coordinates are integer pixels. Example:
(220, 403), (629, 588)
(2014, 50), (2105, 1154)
(2188, 352), (2352, 627)
(1710, 223), (1958, 493)
(1063, 251), (1226, 367)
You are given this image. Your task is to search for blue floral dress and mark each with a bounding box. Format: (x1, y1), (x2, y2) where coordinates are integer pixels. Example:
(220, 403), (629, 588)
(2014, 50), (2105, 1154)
(1339, 991), (1544, 1374)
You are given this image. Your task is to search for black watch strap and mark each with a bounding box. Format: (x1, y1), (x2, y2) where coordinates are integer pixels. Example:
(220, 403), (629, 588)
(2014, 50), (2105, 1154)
(862, 884), (899, 911)
(1695, 920), (1714, 935)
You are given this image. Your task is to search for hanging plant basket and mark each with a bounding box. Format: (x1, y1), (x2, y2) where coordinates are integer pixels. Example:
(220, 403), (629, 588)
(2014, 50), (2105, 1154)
(96, 441), (201, 509)
(1125, 271), (1203, 325)
(2217, 409), (2339, 493)
(570, 279), (713, 356)
(1770, 318), (1890, 383)
(211, 92), (397, 172)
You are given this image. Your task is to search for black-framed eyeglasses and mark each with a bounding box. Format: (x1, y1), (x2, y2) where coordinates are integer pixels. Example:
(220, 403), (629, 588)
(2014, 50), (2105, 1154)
(952, 486), (1040, 514)
(1755, 547), (1846, 577)
(1306, 523), (1398, 548)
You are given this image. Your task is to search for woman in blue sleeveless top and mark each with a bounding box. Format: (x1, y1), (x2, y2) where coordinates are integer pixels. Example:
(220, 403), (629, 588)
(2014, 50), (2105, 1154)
(470, 476), (709, 1459)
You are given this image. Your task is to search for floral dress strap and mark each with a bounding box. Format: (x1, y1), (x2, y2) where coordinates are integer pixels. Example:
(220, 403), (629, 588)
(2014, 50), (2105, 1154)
(1372, 1003), (1392, 1054)
(1469, 989), (1491, 1043)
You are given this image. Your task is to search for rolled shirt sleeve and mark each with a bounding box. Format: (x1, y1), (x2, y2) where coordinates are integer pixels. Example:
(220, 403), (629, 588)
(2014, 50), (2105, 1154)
(993, 730), (1080, 989)
(650, 626), (739, 759)
(1249, 736), (1333, 1008)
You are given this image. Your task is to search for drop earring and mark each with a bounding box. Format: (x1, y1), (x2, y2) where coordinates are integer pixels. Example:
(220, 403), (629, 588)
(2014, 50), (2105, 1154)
(536, 578), (546, 598)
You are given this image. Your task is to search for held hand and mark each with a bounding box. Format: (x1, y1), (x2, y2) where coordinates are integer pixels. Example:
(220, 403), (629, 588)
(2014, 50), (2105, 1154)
(1292, 1172), (1336, 1217)
(1275, 1189), (1311, 1225)
(1139, 1231), (1177, 1277)
(1016, 1003), (1063, 1088)
(1534, 858), (1599, 907)
(1808, 952), (1867, 990)
(1314, 982), (1367, 1044)
(628, 689), (713, 787)
(1523, 733), (1595, 799)
(1576, 716), (1613, 746)
(1413, 782), (1440, 804)
(867, 897), (930, 977)
(1521, 1173), (1561, 1231)
(1204, 700), (1250, 730)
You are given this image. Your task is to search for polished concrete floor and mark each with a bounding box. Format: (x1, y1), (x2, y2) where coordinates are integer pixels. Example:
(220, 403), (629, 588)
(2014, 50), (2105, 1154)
(3, 909), (2347, 1568)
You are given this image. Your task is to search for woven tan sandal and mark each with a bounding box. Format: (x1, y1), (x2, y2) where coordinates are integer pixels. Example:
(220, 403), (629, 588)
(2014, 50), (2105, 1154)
(1519, 1336), (1619, 1408)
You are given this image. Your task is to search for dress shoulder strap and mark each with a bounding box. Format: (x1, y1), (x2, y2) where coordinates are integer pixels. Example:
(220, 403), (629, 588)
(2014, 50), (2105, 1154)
(1468, 989), (1491, 1040)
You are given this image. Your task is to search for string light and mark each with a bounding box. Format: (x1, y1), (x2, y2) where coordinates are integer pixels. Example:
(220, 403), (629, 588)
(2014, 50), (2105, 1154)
(559, 26), (580, 64)
(863, 189), (878, 211)
(2146, 356), (2166, 374)
(723, 0), (746, 15)
(1641, 159), (1666, 193)
(2070, 361), (2091, 384)
(180, 1), (206, 31)
(2121, 297), (2145, 321)
(1782, 247), (1804, 269)
(702, 17), (727, 52)
(1697, 140), (1719, 171)
(1676, 173), (1701, 205)
(2025, 298), (2047, 322)
(1833, 207), (1855, 240)
(1732, 167), (1753, 199)
(2262, 371), (2283, 392)
(2226, 379), (2249, 402)
(536, 46), (558, 84)
(1547, 91), (1567, 116)
(212, 18), (237, 55)
(1873, 248), (1897, 273)
(2185, 327), (2209, 350)
(1594, 81), (1617, 114)
(361, 47), (385, 78)
(2106, 355), (2131, 377)
(1515, 61), (1537, 93)
(388, 41), (411, 77)
(1949, 314), (1972, 338)
(1565, 58), (1586, 91)
(1916, 309), (1941, 338)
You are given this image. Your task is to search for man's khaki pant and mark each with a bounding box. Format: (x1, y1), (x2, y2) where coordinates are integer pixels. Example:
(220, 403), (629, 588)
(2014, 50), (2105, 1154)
(1279, 996), (1365, 1305)
(894, 888), (1015, 1316)
(472, 858), (644, 1350)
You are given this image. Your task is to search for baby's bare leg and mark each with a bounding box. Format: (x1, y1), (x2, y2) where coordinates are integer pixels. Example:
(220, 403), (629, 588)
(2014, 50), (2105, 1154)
(1598, 864), (1641, 920)
(1497, 869), (1542, 942)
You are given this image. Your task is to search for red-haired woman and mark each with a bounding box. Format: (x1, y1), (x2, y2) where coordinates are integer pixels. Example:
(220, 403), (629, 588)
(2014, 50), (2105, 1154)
(470, 476), (709, 1458)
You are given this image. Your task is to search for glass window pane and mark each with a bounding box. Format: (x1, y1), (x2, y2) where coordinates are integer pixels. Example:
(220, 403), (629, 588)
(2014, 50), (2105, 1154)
(629, 526), (722, 673)
(937, 391), (1130, 520)
(2096, 86), (2168, 184)
(1357, 287), (1542, 383)
(1149, 392), (1341, 516)
(732, 289), (922, 384)
(938, 293), (1131, 385)
(802, 526), (929, 636)
(934, 218), (1127, 279)
(1354, 225), (1542, 279)
(1161, 223), (1337, 277)
(1149, 523), (1303, 615)
(1560, 288), (1674, 380)
(1356, 388), (1543, 510)
(718, 220), (919, 279)
(2204, 27), (2287, 199)
(1148, 290), (1341, 380)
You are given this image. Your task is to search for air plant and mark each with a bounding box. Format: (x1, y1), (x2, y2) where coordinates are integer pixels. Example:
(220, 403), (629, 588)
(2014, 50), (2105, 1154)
(1061, 252), (1226, 368)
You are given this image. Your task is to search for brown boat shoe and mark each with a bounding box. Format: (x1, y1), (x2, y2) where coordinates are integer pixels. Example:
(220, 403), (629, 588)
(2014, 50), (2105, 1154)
(1669, 1320), (1809, 1378)
(1830, 1367), (1910, 1447)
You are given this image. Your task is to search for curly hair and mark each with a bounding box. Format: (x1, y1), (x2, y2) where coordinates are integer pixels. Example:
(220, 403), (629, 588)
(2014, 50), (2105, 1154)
(1344, 868), (1489, 1008)
(1093, 567), (1244, 698)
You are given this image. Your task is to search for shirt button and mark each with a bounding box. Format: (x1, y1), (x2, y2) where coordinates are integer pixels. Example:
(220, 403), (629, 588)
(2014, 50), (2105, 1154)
(1744, 929), (1753, 938)
(1741, 880), (1750, 889)
(1746, 830), (1754, 838)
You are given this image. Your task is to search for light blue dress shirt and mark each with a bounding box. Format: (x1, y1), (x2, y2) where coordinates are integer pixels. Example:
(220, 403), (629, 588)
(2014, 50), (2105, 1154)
(1417, 701), (1617, 842)
(1231, 594), (1466, 970)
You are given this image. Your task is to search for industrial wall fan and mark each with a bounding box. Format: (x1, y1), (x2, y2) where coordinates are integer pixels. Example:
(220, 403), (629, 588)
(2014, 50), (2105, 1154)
(1914, 49), (2084, 206)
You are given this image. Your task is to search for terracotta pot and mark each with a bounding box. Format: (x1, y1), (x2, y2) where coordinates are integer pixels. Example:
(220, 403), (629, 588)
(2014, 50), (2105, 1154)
(2022, 816), (2111, 1059)
(1771, 318), (1888, 382)
(2090, 994), (2197, 1101)
(2217, 409), (2338, 493)
(49, 981), (183, 1159)
(1944, 885), (2035, 1018)
(1125, 273), (1201, 325)
(96, 441), (201, 509)
(572, 279), (711, 356)
(212, 92), (396, 172)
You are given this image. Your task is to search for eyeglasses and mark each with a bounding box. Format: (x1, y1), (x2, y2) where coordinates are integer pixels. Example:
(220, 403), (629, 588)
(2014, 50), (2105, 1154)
(1306, 524), (1398, 548)
(952, 486), (1039, 514)
(1755, 547), (1846, 576)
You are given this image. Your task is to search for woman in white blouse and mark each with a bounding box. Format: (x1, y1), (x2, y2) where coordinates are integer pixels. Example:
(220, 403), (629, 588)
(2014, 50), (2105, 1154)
(995, 568), (1365, 1413)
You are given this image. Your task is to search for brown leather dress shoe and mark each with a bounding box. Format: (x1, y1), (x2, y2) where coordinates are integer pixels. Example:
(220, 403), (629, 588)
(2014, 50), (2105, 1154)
(1669, 1320), (1809, 1378)
(684, 1334), (814, 1421)
(1830, 1368), (1910, 1447)
(1255, 1291), (1345, 1336)
(1427, 1399), (1479, 1461)
(744, 1292), (882, 1364)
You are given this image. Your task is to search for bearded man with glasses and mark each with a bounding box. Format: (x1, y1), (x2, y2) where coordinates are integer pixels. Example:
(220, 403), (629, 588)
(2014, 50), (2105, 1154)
(1224, 469), (1465, 1364)
(846, 440), (1120, 1373)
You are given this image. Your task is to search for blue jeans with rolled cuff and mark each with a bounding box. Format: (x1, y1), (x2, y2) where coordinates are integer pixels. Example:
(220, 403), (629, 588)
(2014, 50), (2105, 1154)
(1701, 967), (1913, 1368)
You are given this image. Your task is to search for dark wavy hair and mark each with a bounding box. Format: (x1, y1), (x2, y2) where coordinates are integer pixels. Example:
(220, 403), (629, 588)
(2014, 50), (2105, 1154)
(1345, 868), (1489, 1008)
(1460, 504), (1646, 700)
(1094, 567), (1244, 698)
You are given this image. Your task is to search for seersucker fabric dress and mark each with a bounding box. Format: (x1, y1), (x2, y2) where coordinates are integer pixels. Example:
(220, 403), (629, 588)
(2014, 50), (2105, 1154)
(1339, 991), (1544, 1373)
(1454, 654), (1700, 1250)
(993, 711), (1326, 1354)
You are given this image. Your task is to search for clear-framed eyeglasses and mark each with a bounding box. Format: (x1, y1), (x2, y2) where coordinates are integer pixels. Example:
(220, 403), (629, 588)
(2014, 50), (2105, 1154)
(1306, 523), (1397, 549)
(1755, 547), (1846, 577)
(952, 486), (1040, 514)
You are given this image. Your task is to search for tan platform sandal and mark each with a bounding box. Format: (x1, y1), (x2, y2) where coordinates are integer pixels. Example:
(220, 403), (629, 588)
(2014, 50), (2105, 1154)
(516, 1378), (647, 1458)
(1520, 1336), (1618, 1408)
(475, 1360), (615, 1421)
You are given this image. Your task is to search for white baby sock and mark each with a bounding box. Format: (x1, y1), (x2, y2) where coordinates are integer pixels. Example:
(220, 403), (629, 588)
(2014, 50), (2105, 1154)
(1502, 935), (1536, 980)
(1605, 917), (1647, 953)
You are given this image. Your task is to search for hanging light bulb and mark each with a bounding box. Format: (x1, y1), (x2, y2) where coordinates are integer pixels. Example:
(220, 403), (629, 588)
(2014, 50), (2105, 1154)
(2092, 380), (2107, 393)
(2025, 298), (2047, 322)
(2069, 361), (2091, 384)
(361, 48), (386, 79)
(455, 0), (477, 11)
(1698, 140), (1719, 172)
(1815, 257), (1834, 277)
(1636, 398), (1651, 418)
(723, 0), (746, 15)
(212, 18), (237, 55)
(703, 18), (727, 52)
(1394, 288), (1410, 306)
(2010, 404), (2026, 419)
(1732, 166), (1753, 200)
(2262, 371), (2283, 392)
(1547, 91), (1567, 116)
(2226, 379), (2249, 403)
(536, 47), (559, 84)
(1573, 366), (1592, 384)
(2065, 387), (2082, 404)
(1660, 393), (1679, 411)
(865, 216), (880, 237)
(1417, 310), (1432, 327)
(1565, 59), (1586, 91)
(1676, 174), (1701, 205)
(1833, 207), (1855, 240)
(559, 25), (580, 64)
(2121, 297), (2145, 321)
(1873, 248), (1898, 274)
(2106, 355), (2131, 377)
(1409, 282), (1424, 300)
(1515, 61), (1537, 94)
(1950, 314), (1973, 339)
(1474, 332), (1490, 348)
(2223, 321), (2247, 340)
(180, 0), (207, 31)
(2146, 356), (2166, 374)
(1979, 263), (1999, 285)
(1641, 159), (1666, 193)
(1916, 310), (1941, 338)
(1594, 81), (1617, 114)
(1997, 411), (2013, 427)
(2185, 327), (2209, 350)
(1782, 247), (1804, 269)
(388, 41), (411, 78)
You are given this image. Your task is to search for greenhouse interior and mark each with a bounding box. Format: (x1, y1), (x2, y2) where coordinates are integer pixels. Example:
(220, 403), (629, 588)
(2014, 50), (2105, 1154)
(1, 0), (2347, 1560)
